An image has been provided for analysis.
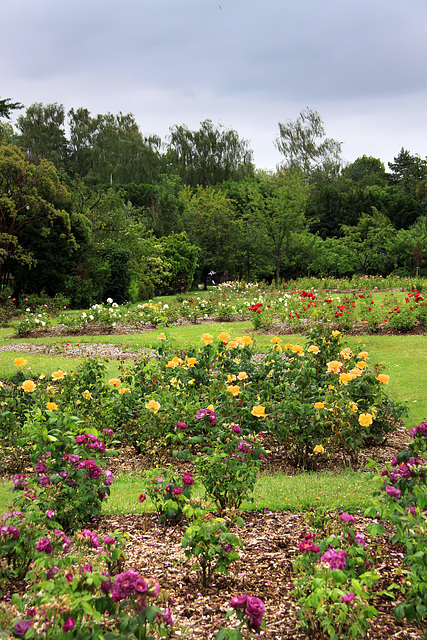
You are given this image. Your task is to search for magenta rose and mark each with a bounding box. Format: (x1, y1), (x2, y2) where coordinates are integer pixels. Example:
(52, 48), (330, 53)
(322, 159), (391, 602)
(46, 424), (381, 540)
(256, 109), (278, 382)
(62, 617), (75, 631)
(176, 422), (187, 430)
(339, 513), (355, 524)
(341, 592), (356, 603)
(172, 487), (183, 495)
(14, 620), (33, 636)
(245, 596), (265, 630)
(385, 485), (402, 498)
(229, 594), (248, 608)
(182, 473), (194, 487)
(139, 494), (146, 503)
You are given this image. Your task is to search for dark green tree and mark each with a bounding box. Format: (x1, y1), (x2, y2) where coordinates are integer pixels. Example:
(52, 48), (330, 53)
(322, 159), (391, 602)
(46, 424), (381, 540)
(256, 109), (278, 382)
(16, 102), (68, 169)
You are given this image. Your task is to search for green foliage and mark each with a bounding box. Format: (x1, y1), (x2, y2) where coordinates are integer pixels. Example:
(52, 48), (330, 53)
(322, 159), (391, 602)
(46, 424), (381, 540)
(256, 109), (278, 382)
(195, 432), (266, 512)
(139, 467), (194, 524)
(181, 511), (243, 587)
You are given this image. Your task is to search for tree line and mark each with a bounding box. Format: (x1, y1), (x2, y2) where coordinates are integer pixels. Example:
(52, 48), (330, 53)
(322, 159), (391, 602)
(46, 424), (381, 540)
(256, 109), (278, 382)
(0, 98), (426, 306)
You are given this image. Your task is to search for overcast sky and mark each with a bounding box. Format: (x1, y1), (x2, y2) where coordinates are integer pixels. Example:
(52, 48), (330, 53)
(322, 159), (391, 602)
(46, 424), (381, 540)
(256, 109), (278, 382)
(2, 0), (427, 170)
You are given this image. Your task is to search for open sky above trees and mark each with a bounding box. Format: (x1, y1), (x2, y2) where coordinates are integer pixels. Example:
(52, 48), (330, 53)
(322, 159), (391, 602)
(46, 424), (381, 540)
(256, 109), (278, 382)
(2, 0), (427, 170)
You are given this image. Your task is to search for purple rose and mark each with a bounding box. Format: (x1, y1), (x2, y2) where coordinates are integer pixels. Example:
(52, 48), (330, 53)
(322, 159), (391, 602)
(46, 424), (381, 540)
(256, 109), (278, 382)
(62, 617), (75, 632)
(341, 592), (356, 603)
(339, 513), (355, 524)
(46, 509), (55, 519)
(158, 608), (173, 626)
(231, 424), (241, 434)
(134, 578), (148, 595)
(36, 537), (53, 554)
(35, 461), (47, 474)
(103, 428), (114, 436)
(176, 422), (187, 430)
(38, 475), (51, 487)
(104, 470), (114, 486)
(385, 485), (402, 499)
(14, 619), (33, 636)
(98, 489), (107, 499)
(355, 533), (366, 548)
(196, 409), (208, 419)
(101, 579), (113, 595)
(320, 548), (347, 570)
(229, 594), (248, 609)
(298, 539), (320, 553)
(75, 435), (87, 444)
(245, 596), (265, 630)
(0, 525), (20, 540)
(139, 494), (146, 503)
(182, 473), (194, 487)
(410, 422), (427, 438)
(172, 487), (183, 495)
(111, 569), (140, 601)
(46, 565), (60, 579)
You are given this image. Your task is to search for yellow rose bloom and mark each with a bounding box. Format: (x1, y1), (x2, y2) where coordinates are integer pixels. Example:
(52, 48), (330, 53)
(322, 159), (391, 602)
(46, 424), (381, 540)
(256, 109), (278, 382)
(339, 373), (353, 385)
(358, 413), (373, 427)
(332, 330), (341, 337)
(358, 351), (369, 359)
(227, 340), (238, 349)
(108, 378), (121, 387)
(350, 368), (362, 377)
(201, 333), (213, 345)
(251, 405), (266, 418)
(14, 357), (27, 367)
(237, 372), (248, 380)
(241, 336), (253, 346)
(21, 380), (36, 392)
(207, 404), (215, 411)
(218, 331), (230, 343)
(227, 374), (237, 382)
(376, 374), (390, 384)
(145, 399), (160, 414)
(270, 336), (282, 344)
(356, 361), (368, 370)
(292, 344), (304, 356)
(313, 444), (325, 454)
(185, 356), (198, 367)
(284, 343), (293, 350)
(46, 402), (58, 411)
(157, 333), (166, 340)
(227, 385), (241, 396)
(327, 360), (342, 374)
(348, 401), (358, 413)
(340, 347), (353, 360)
(52, 370), (65, 381)
(82, 390), (92, 400)
(328, 384), (335, 390)
(308, 345), (320, 354)
(314, 402), (325, 409)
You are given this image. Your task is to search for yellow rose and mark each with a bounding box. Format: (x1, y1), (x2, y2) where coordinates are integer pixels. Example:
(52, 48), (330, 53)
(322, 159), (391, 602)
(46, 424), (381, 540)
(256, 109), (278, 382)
(185, 357), (198, 368)
(241, 336), (253, 346)
(52, 370), (65, 381)
(46, 402), (58, 411)
(270, 336), (282, 344)
(292, 344), (304, 356)
(284, 343), (294, 350)
(313, 444), (325, 454)
(357, 351), (369, 359)
(227, 340), (238, 349)
(237, 372), (248, 380)
(201, 333), (213, 345)
(21, 380), (36, 392)
(157, 333), (166, 340)
(327, 360), (342, 374)
(358, 413), (373, 427)
(82, 390), (92, 400)
(314, 402), (325, 409)
(332, 331), (341, 337)
(227, 374), (237, 382)
(356, 361), (368, 370)
(108, 378), (121, 387)
(376, 374), (390, 384)
(14, 357), (27, 367)
(251, 405), (266, 418)
(145, 399), (160, 414)
(218, 332), (230, 343)
(308, 345), (320, 354)
(227, 385), (241, 396)
(339, 373), (353, 385)
(207, 404), (214, 411)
